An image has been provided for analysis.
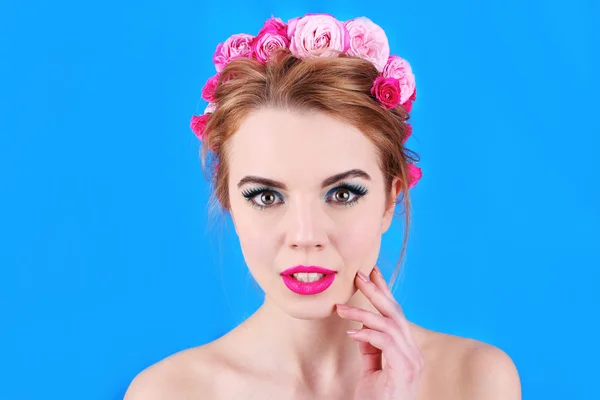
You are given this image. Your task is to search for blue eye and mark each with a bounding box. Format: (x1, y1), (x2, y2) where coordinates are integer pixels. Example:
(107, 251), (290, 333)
(241, 183), (368, 210)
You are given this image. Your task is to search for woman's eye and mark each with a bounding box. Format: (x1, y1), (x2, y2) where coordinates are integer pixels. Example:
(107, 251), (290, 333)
(326, 183), (367, 206)
(331, 188), (357, 203)
(243, 183), (367, 210)
(252, 190), (281, 207)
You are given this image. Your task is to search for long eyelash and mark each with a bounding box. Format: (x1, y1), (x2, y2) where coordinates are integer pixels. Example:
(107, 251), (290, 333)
(328, 183), (368, 207)
(336, 183), (368, 196)
(242, 186), (278, 210)
(241, 186), (271, 200)
(241, 183), (369, 210)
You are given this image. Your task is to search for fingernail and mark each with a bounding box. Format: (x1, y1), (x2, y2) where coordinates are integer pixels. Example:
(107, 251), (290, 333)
(357, 270), (369, 282)
(373, 266), (382, 277)
(346, 329), (359, 335)
(336, 304), (350, 311)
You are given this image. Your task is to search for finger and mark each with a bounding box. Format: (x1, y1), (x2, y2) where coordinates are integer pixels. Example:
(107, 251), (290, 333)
(355, 270), (405, 329)
(337, 304), (400, 341)
(370, 266), (394, 301)
(347, 328), (411, 372)
(369, 267), (420, 349)
(337, 305), (421, 365)
(357, 340), (382, 375)
(355, 271), (420, 350)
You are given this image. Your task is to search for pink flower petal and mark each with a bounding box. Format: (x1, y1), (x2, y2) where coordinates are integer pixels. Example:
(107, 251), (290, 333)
(288, 14), (349, 58)
(201, 73), (220, 102)
(344, 17), (390, 72)
(258, 16), (288, 37)
(370, 76), (401, 109)
(251, 31), (289, 63)
(190, 114), (210, 141)
(383, 55), (416, 105)
(212, 33), (255, 72)
(407, 163), (422, 189)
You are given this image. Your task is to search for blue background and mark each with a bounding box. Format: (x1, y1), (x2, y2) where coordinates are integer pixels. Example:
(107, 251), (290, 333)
(1, 0), (598, 399)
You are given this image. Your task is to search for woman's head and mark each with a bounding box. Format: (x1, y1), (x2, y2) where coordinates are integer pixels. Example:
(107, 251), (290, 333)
(193, 15), (420, 318)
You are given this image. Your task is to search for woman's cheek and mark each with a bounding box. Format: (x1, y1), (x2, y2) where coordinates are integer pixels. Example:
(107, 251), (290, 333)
(338, 217), (382, 263)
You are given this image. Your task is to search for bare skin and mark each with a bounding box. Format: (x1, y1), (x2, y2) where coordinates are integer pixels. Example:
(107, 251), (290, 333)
(124, 292), (500, 399)
(124, 109), (520, 399)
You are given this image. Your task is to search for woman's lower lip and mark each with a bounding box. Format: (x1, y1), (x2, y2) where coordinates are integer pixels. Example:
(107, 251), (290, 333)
(281, 274), (336, 295)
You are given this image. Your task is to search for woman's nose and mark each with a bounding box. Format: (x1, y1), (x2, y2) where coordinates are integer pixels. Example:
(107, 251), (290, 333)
(284, 198), (327, 251)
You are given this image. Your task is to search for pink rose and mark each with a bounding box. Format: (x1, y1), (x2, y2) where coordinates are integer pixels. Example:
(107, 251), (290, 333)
(258, 16), (288, 37)
(344, 17), (390, 72)
(402, 123), (412, 144)
(407, 163), (422, 189)
(212, 33), (255, 72)
(252, 30), (289, 63)
(287, 14), (350, 58)
(383, 55), (416, 105)
(401, 88), (417, 112)
(204, 102), (217, 114)
(190, 114), (210, 141)
(201, 73), (220, 102)
(370, 76), (401, 109)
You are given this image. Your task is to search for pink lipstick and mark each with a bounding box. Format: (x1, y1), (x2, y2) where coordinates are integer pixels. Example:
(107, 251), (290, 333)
(280, 265), (337, 295)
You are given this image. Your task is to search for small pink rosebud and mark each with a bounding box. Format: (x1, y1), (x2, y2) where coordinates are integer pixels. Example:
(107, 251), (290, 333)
(407, 163), (422, 189)
(201, 73), (220, 103)
(190, 114), (211, 141)
(258, 16), (288, 37)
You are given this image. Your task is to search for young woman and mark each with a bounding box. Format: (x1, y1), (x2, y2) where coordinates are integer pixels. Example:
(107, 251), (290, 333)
(125, 14), (521, 400)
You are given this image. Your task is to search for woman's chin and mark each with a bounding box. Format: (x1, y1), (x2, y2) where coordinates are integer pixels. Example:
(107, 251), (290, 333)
(285, 307), (337, 320)
(278, 295), (349, 320)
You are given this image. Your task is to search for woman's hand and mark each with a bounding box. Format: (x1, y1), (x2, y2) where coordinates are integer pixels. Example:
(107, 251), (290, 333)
(336, 266), (424, 400)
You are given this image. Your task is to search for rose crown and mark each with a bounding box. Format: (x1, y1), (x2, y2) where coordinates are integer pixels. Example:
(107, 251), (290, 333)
(190, 13), (422, 189)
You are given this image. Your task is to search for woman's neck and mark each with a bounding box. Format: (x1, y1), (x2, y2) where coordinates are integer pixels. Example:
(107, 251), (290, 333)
(237, 289), (378, 392)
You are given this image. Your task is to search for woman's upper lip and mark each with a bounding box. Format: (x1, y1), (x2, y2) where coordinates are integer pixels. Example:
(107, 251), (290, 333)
(281, 265), (337, 275)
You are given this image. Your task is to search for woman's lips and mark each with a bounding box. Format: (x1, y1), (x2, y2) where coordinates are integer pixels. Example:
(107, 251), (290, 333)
(281, 274), (336, 295)
(280, 265), (336, 275)
(280, 265), (337, 295)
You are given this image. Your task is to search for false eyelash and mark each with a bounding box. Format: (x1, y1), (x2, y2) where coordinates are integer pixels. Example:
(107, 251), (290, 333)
(242, 182), (369, 210)
(241, 186), (273, 200)
(335, 183), (368, 197)
(326, 183), (368, 209)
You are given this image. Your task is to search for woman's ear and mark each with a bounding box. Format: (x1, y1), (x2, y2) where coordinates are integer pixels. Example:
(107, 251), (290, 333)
(381, 177), (403, 233)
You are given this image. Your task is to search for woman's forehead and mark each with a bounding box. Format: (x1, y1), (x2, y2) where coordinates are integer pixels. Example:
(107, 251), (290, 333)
(227, 108), (379, 171)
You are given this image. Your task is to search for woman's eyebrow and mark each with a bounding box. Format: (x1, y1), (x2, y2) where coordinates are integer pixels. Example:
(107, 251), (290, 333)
(237, 169), (371, 190)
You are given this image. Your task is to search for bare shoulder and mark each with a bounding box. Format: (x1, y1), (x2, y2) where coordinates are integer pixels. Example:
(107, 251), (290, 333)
(123, 344), (224, 400)
(415, 326), (521, 400)
(457, 338), (522, 399)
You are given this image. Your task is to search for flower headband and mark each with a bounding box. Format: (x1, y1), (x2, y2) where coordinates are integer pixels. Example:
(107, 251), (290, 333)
(190, 13), (422, 189)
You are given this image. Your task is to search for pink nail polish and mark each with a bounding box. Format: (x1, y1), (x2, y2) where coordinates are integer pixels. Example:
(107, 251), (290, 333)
(346, 329), (359, 335)
(357, 271), (369, 282)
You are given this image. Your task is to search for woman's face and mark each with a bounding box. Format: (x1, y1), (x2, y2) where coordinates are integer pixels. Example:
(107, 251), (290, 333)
(227, 108), (398, 320)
